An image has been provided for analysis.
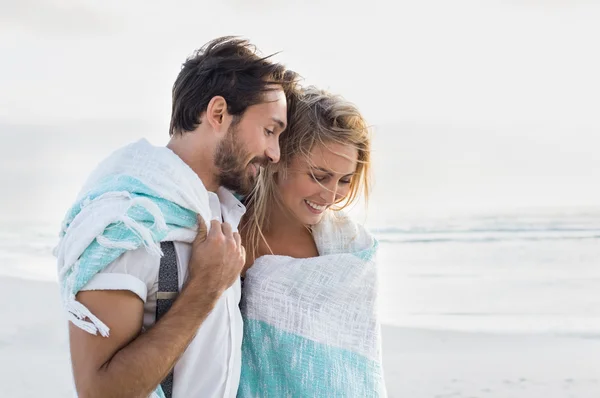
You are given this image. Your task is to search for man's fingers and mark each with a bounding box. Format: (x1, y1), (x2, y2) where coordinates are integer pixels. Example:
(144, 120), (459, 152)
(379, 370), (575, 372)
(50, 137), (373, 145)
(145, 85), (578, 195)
(208, 219), (223, 238)
(196, 215), (208, 241)
(221, 222), (233, 238)
(233, 232), (242, 249)
(239, 245), (247, 270)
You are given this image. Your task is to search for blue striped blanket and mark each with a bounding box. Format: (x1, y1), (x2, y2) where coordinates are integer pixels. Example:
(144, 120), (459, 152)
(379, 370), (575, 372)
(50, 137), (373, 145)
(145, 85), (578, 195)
(239, 212), (387, 397)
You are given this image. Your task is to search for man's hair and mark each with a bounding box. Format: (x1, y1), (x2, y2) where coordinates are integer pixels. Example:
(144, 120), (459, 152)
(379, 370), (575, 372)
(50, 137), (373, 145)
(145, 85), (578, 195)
(169, 36), (298, 135)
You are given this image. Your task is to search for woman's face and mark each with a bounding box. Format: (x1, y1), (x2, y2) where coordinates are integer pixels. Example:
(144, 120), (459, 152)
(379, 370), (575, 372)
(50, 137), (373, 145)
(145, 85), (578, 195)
(277, 142), (358, 226)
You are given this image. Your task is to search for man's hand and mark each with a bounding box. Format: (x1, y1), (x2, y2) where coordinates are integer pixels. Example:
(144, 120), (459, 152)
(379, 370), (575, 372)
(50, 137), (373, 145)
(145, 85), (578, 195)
(187, 216), (246, 298)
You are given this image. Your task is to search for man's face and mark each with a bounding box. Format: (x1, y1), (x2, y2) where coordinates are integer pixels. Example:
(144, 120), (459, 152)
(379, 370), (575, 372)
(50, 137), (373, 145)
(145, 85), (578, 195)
(214, 88), (288, 195)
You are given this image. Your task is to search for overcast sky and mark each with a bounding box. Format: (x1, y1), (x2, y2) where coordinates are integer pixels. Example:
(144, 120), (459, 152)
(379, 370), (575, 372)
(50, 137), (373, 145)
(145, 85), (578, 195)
(2, 0), (600, 225)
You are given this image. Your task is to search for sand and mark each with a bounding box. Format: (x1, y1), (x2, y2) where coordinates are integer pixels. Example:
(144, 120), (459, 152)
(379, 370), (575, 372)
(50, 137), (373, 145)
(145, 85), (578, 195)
(2, 276), (599, 397)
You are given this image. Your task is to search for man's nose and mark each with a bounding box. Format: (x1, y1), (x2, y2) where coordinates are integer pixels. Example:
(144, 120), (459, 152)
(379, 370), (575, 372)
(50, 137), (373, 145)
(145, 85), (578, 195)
(265, 141), (281, 163)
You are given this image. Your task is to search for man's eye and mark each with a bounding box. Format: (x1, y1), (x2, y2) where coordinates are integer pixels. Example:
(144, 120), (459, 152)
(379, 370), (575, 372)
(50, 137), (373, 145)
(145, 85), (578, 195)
(264, 128), (274, 136)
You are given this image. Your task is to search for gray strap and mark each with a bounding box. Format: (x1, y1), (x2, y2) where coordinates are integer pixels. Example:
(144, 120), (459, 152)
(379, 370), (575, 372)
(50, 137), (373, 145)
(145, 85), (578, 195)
(156, 241), (178, 398)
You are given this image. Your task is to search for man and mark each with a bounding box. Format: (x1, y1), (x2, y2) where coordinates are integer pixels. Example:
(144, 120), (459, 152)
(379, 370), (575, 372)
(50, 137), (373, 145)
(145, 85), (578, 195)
(66, 36), (297, 397)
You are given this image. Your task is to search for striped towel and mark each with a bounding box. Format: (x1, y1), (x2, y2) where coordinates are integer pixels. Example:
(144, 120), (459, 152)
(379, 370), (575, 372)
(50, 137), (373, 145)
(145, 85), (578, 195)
(239, 211), (387, 397)
(54, 138), (212, 398)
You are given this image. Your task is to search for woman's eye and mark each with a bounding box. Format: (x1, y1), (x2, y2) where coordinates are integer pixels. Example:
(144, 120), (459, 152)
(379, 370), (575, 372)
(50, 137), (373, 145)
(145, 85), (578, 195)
(311, 174), (327, 182)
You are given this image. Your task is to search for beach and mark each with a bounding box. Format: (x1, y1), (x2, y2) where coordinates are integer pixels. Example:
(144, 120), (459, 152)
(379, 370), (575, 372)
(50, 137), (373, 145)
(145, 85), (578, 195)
(4, 0), (600, 395)
(382, 327), (600, 398)
(2, 276), (599, 397)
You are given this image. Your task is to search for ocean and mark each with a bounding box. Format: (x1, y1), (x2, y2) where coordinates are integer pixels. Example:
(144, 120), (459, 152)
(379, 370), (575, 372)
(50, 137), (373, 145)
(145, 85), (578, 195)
(375, 210), (600, 334)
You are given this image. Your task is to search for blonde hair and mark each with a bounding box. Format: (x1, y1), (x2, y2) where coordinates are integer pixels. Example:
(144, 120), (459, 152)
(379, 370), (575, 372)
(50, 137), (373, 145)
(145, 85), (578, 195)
(241, 86), (372, 260)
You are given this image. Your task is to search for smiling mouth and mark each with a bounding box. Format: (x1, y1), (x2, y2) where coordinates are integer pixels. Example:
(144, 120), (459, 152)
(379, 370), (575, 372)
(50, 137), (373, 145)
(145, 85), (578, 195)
(305, 199), (327, 213)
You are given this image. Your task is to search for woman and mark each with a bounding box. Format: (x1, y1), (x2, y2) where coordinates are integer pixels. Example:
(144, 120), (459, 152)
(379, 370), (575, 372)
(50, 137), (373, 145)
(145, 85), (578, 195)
(239, 86), (386, 397)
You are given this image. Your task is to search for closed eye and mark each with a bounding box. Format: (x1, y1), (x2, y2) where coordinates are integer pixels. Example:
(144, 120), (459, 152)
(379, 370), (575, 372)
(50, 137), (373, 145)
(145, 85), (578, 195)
(310, 174), (328, 183)
(264, 128), (274, 136)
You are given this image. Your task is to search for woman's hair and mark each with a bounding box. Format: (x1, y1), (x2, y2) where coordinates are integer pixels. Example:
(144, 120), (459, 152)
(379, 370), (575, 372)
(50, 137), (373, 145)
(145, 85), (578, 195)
(241, 86), (372, 260)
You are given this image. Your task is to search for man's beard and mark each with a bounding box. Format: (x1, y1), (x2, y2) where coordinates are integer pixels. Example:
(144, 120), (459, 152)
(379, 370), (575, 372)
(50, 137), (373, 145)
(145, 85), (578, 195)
(214, 123), (265, 195)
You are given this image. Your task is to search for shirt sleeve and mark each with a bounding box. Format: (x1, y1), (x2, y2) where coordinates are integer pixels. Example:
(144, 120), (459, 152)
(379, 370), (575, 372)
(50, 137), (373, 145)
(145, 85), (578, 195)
(79, 247), (160, 303)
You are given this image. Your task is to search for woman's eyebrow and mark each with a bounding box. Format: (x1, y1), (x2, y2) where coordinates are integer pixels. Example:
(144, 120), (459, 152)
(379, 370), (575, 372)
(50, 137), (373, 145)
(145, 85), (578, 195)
(311, 167), (333, 176)
(311, 167), (355, 177)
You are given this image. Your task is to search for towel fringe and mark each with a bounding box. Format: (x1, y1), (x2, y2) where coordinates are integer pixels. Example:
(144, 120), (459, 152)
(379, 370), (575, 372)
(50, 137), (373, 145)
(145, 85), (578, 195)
(65, 295), (110, 337)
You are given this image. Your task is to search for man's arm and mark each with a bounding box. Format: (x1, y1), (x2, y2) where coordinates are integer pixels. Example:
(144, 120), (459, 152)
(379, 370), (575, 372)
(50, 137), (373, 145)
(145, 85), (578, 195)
(69, 219), (245, 398)
(70, 278), (219, 398)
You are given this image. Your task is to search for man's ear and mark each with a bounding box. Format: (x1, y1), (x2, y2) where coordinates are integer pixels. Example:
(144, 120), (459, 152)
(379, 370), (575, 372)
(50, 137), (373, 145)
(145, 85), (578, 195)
(205, 96), (228, 134)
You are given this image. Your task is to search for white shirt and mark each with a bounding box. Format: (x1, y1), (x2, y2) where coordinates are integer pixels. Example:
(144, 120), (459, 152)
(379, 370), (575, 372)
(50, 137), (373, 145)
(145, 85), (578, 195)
(81, 187), (246, 398)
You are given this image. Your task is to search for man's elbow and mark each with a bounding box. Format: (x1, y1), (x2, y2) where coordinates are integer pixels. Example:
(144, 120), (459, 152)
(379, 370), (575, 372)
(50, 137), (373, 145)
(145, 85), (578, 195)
(75, 375), (150, 398)
(75, 381), (104, 398)
(74, 374), (118, 398)
(77, 386), (136, 398)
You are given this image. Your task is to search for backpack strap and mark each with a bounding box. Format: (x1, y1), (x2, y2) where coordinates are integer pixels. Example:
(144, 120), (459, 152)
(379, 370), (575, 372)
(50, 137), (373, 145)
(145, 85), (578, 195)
(156, 241), (179, 398)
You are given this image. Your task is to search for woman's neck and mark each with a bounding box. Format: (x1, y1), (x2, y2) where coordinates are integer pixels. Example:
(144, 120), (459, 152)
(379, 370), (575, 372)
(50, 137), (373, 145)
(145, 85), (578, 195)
(263, 204), (317, 257)
(266, 203), (308, 239)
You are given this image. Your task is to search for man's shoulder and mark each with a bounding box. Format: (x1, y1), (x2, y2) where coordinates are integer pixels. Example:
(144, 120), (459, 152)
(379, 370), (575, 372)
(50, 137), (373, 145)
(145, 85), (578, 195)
(103, 246), (161, 276)
(81, 246), (162, 298)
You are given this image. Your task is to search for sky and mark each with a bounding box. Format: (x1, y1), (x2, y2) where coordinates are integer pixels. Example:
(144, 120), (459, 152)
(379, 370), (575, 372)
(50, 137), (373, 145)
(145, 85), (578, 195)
(2, 0), (600, 226)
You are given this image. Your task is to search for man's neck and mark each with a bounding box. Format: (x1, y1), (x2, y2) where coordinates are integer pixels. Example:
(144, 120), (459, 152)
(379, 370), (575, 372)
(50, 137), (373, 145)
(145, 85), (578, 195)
(167, 133), (219, 192)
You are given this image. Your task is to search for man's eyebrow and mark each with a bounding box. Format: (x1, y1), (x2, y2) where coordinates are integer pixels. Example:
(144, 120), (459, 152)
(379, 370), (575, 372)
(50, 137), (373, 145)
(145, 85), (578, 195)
(272, 117), (286, 130)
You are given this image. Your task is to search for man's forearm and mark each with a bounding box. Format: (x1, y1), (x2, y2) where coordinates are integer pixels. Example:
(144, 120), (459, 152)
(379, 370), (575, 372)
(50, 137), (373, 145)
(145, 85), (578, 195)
(82, 280), (219, 398)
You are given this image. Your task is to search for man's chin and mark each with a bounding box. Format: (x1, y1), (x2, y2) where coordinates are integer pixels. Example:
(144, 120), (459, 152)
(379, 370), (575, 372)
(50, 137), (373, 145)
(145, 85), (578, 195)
(222, 181), (253, 197)
(239, 173), (257, 194)
(237, 182), (254, 196)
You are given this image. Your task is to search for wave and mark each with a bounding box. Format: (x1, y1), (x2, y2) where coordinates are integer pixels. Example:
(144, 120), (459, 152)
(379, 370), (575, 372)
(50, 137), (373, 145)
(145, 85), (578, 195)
(373, 220), (600, 243)
(376, 233), (600, 244)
